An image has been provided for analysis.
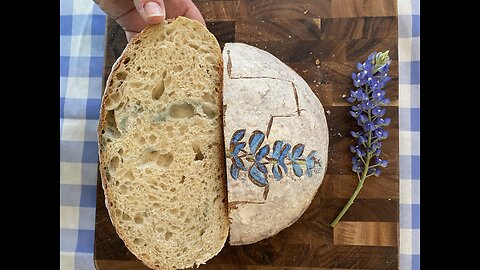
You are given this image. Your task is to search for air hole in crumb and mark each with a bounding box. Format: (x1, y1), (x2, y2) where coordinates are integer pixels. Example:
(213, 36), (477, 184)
(116, 72), (127, 80)
(192, 142), (204, 161)
(201, 93), (215, 104)
(104, 110), (121, 139)
(123, 57), (131, 64)
(199, 228), (206, 236)
(147, 134), (157, 144)
(166, 125), (173, 132)
(109, 156), (120, 172)
(105, 92), (123, 110)
(170, 208), (179, 215)
(184, 218), (190, 223)
(188, 42), (200, 50)
(159, 183), (167, 190)
(134, 39), (141, 44)
(157, 152), (173, 168)
(164, 231), (173, 241)
(122, 212), (132, 221)
(133, 238), (144, 245)
(124, 171), (134, 181)
(152, 80), (165, 100)
(173, 65), (183, 73)
(118, 148), (124, 155)
(169, 103), (196, 118)
(202, 104), (217, 119)
(105, 171), (111, 182)
(153, 203), (161, 208)
(180, 175), (185, 184)
(134, 213), (144, 224)
(114, 209), (122, 217)
(170, 188), (176, 192)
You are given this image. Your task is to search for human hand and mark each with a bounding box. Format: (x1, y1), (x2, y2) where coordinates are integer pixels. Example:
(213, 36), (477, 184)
(94, 0), (205, 41)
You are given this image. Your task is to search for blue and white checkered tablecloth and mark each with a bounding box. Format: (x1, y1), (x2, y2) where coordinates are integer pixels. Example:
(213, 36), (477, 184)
(60, 0), (420, 269)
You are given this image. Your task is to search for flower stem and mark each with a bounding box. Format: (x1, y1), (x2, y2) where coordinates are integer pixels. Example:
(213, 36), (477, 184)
(330, 177), (365, 228)
(331, 94), (373, 228)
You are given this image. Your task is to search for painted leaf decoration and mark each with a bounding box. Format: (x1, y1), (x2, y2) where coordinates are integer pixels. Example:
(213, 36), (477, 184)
(230, 129), (246, 145)
(291, 144), (305, 160)
(248, 164), (268, 187)
(272, 164), (283, 180)
(230, 163), (239, 180)
(278, 143), (291, 173)
(271, 140), (284, 159)
(306, 150), (317, 170)
(232, 156), (246, 170)
(256, 162), (268, 174)
(232, 142), (246, 155)
(256, 145), (270, 161)
(248, 130), (265, 154)
(292, 162), (303, 177)
(306, 166), (313, 177)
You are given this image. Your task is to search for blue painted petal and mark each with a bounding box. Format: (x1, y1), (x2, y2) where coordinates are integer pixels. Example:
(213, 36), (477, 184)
(306, 166), (313, 177)
(257, 162), (268, 174)
(292, 163), (303, 177)
(232, 142), (246, 155)
(272, 164), (282, 180)
(230, 129), (246, 145)
(248, 130), (265, 154)
(232, 156), (246, 170)
(306, 150), (317, 169)
(256, 145), (270, 161)
(248, 165), (268, 187)
(230, 163), (239, 180)
(279, 143), (291, 173)
(292, 144), (305, 159)
(271, 140), (284, 159)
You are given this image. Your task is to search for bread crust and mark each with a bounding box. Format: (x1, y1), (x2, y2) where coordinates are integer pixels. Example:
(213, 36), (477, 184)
(222, 43), (329, 245)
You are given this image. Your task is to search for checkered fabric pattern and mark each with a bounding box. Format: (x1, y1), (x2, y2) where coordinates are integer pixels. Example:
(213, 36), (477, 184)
(59, 0), (420, 269)
(60, 1), (106, 269)
(398, 0), (420, 269)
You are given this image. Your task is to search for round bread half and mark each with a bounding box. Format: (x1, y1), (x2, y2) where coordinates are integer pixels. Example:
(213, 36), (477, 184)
(222, 43), (329, 245)
(97, 17), (228, 269)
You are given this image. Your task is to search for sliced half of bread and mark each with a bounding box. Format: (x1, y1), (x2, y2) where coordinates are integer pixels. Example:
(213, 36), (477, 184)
(97, 17), (228, 270)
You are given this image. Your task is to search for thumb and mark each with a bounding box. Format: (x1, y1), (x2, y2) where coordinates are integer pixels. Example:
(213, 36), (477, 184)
(134, 0), (166, 24)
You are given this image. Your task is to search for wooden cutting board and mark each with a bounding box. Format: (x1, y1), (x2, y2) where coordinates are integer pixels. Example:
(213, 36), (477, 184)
(95, 0), (399, 269)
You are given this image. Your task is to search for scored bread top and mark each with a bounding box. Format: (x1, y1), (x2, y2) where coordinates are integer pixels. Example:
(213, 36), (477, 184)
(97, 17), (228, 270)
(222, 43), (329, 245)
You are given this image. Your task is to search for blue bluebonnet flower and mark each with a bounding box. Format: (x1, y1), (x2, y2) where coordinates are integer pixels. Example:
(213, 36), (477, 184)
(331, 50), (392, 228)
(346, 51), (392, 176)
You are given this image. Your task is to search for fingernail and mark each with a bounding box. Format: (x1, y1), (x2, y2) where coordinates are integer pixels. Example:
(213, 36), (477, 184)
(144, 2), (164, 18)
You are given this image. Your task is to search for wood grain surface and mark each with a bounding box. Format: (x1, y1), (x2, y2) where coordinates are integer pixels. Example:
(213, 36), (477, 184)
(95, 0), (399, 269)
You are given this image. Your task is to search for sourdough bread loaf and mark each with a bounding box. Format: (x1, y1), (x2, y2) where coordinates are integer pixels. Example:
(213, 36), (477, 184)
(222, 43), (329, 245)
(97, 17), (228, 270)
